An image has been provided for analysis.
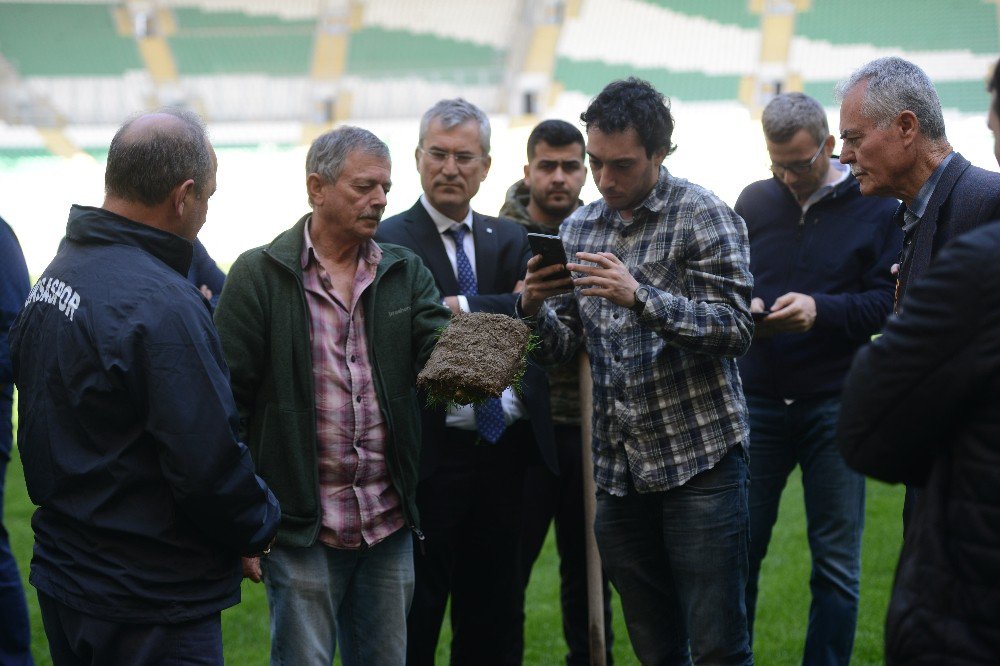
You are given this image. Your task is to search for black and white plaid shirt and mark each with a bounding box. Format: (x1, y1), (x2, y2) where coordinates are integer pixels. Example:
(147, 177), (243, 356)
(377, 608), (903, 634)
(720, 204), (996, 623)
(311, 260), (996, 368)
(530, 167), (753, 496)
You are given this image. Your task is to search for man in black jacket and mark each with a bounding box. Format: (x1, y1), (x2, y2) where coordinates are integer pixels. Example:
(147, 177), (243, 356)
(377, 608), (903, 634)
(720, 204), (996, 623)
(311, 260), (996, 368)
(376, 98), (556, 666)
(735, 92), (900, 665)
(10, 109), (280, 665)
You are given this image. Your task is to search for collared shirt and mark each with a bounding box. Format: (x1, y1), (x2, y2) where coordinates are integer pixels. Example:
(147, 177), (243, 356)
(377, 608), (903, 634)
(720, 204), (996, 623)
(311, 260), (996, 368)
(895, 152), (955, 312)
(801, 159), (851, 213)
(418, 195), (527, 429)
(301, 220), (403, 549)
(903, 151), (954, 233)
(529, 166), (753, 495)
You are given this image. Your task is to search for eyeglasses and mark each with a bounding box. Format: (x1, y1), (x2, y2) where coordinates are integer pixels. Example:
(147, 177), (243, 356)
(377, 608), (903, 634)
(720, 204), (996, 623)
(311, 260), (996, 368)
(418, 147), (486, 169)
(770, 142), (826, 177)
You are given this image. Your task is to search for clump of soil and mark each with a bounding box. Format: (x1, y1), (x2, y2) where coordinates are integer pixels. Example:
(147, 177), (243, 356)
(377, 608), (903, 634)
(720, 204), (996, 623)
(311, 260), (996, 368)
(418, 312), (533, 406)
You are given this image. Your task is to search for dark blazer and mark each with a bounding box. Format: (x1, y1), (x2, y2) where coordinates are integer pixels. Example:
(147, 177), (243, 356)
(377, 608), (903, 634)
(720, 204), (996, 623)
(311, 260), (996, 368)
(896, 152), (1000, 309)
(376, 200), (558, 476)
(838, 221), (1000, 663)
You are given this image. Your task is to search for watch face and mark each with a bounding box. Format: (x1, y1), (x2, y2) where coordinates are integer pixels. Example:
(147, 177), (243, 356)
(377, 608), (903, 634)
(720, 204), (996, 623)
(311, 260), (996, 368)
(633, 286), (648, 313)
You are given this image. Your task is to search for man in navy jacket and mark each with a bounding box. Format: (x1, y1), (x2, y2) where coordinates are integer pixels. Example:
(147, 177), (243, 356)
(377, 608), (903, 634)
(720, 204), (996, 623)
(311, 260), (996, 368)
(10, 109), (279, 665)
(735, 92), (900, 665)
(0, 215), (32, 665)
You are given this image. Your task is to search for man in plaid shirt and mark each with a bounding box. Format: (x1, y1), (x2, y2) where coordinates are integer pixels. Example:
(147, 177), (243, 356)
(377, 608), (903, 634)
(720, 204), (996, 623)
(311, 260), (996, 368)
(519, 78), (755, 664)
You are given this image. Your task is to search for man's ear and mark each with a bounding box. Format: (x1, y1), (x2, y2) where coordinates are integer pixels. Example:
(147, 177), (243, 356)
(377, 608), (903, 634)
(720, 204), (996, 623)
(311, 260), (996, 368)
(306, 173), (325, 206)
(896, 110), (919, 144)
(173, 179), (195, 216)
(481, 155), (492, 181)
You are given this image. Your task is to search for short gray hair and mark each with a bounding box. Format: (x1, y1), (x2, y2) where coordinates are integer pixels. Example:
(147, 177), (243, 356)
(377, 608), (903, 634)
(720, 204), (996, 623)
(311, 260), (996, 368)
(762, 93), (828, 146)
(835, 56), (947, 140)
(418, 98), (491, 155)
(307, 125), (389, 182)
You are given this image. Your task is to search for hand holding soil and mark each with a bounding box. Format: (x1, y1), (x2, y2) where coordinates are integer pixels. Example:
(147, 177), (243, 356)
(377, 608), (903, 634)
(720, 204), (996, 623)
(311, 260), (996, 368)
(417, 312), (533, 405)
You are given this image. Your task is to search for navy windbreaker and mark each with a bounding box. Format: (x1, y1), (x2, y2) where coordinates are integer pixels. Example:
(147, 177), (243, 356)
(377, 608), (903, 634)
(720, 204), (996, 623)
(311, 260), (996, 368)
(9, 204), (280, 623)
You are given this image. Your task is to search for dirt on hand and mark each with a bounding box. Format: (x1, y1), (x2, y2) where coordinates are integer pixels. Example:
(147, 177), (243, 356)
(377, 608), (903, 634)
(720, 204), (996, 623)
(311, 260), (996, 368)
(417, 312), (532, 406)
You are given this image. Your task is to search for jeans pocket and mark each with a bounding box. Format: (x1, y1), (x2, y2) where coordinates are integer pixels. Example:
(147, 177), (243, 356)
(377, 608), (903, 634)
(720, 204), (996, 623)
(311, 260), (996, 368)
(683, 447), (744, 495)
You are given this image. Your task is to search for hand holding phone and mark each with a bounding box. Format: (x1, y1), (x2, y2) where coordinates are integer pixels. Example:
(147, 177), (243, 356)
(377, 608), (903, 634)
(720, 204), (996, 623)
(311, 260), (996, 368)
(527, 233), (571, 280)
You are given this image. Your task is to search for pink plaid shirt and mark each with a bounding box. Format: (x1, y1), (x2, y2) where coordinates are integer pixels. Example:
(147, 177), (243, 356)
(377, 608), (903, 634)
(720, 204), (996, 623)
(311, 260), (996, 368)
(301, 221), (404, 549)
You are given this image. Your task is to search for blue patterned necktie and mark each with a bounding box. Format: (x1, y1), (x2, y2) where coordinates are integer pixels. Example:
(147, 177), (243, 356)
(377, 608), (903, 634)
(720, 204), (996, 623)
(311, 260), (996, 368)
(448, 224), (507, 444)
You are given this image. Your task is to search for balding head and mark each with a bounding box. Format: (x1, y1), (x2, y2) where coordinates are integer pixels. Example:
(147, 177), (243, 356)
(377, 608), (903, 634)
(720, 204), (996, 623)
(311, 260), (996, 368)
(105, 108), (213, 206)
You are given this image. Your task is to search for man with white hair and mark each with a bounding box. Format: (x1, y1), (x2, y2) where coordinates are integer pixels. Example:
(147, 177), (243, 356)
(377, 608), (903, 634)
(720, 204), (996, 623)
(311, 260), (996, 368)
(837, 56), (1000, 313)
(837, 56), (1000, 530)
(836, 56), (1000, 663)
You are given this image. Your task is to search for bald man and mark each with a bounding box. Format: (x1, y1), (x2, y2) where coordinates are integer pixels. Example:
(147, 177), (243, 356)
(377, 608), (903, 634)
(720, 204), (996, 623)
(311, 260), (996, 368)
(9, 109), (280, 665)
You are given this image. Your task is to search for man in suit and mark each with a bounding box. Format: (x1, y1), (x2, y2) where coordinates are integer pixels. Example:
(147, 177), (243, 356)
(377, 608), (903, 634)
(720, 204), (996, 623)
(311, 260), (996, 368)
(837, 55), (1000, 312)
(837, 56), (1000, 530)
(836, 59), (1000, 661)
(376, 98), (557, 665)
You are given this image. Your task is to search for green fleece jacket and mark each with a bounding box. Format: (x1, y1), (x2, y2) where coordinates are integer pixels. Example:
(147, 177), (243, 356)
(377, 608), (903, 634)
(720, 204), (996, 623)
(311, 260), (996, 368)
(214, 214), (450, 547)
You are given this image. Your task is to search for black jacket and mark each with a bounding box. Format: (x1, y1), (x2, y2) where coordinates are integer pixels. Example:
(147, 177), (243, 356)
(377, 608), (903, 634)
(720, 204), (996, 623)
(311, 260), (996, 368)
(376, 200), (558, 476)
(838, 221), (1000, 663)
(735, 172), (900, 398)
(10, 205), (280, 623)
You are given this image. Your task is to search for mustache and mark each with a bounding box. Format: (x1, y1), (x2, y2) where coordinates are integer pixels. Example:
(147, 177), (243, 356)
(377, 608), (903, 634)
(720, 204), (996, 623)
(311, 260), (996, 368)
(361, 209), (383, 221)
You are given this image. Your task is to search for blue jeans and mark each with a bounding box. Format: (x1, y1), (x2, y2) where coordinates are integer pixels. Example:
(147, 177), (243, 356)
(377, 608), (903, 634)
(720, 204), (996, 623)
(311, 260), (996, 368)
(745, 395), (865, 666)
(262, 528), (414, 666)
(594, 445), (752, 665)
(0, 455), (33, 666)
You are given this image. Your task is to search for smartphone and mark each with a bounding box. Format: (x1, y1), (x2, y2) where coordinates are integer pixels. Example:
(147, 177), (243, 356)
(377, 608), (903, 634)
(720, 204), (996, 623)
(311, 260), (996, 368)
(527, 233), (571, 280)
(751, 311), (769, 321)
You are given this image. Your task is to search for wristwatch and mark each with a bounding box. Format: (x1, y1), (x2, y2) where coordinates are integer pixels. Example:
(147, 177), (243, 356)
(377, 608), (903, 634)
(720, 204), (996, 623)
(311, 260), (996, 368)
(631, 285), (649, 314)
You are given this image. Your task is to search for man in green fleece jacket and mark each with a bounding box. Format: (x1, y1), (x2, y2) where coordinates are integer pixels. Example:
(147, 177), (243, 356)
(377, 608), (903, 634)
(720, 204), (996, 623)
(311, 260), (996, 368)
(214, 126), (451, 666)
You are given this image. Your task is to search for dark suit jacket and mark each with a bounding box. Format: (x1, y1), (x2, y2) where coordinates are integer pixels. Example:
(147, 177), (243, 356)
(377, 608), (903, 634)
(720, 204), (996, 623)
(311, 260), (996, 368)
(838, 221), (1000, 662)
(896, 152), (1000, 309)
(376, 199), (558, 477)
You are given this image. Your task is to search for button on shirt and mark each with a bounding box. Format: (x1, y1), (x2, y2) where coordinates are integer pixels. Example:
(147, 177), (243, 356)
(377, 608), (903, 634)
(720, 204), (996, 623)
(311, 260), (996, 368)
(419, 195), (527, 429)
(528, 167), (753, 495)
(301, 221), (403, 549)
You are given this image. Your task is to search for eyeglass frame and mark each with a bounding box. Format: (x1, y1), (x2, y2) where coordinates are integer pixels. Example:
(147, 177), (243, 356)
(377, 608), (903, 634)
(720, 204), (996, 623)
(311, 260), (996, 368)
(770, 141), (827, 178)
(417, 146), (488, 169)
